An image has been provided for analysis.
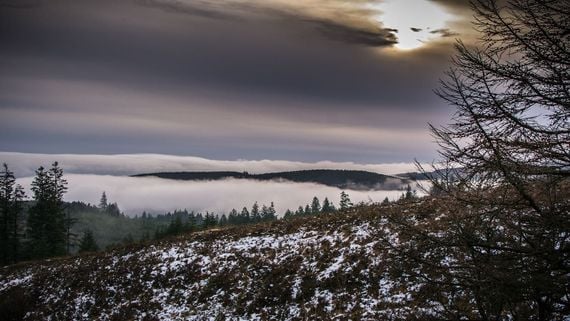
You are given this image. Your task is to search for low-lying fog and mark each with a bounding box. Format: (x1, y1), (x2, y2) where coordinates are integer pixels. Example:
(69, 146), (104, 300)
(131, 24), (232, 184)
(18, 174), (425, 216)
(1, 152), (422, 178)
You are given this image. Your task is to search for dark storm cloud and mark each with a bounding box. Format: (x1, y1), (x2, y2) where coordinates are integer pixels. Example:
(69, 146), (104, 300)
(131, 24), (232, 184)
(309, 19), (397, 47)
(134, 0), (239, 20)
(430, 28), (459, 37)
(136, 0), (400, 48)
(0, 0), (448, 108)
(0, 0), (470, 162)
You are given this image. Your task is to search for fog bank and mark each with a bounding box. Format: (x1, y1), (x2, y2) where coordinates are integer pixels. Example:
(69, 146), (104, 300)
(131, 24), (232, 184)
(1, 152), (422, 178)
(17, 174), (421, 216)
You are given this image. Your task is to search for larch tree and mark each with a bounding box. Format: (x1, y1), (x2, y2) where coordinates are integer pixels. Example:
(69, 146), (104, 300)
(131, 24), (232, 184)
(399, 0), (570, 320)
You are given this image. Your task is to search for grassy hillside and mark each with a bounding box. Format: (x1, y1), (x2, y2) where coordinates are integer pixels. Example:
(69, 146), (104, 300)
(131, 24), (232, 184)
(0, 195), (567, 321)
(133, 169), (410, 190)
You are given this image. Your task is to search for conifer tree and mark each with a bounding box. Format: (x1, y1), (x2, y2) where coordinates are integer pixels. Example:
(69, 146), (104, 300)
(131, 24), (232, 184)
(283, 209), (293, 219)
(27, 162), (69, 259)
(261, 202), (276, 221)
(98, 191), (108, 211)
(228, 208), (239, 225)
(0, 163), (25, 264)
(240, 207), (250, 224)
(219, 214), (228, 226)
(304, 204), (311, 216)
(250, 202), (261, 222)
(311, 196), (321, 214)
(78, 230), (99, 253)
(339, 191), (353, 210)
(261, 204), (270, 221)
(321, 197), (334, 214)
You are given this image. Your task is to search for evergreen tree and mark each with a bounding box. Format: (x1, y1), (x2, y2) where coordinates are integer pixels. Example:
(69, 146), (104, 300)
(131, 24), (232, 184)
(0, 163), (25, 264)
(185, 212), (197, 232)
(304, 204), (311, 216)
(228, 208), (239, 225)
(106, 202), (122, 217)
(261, 204), (269, 221)
(219, 214), (228, 226)
(283, 209), (293, 219)
(268, 202), (276, 220)
(250, 202), (261, 222)
(296, 206), (305, 216)
(78, 230), (99, 253)
(339, 191), (353, 210)
(98, 191), (108, 211)
(239, 207), (250, 225)
(260, 202), (277, 221)
(27, 162), (69, 259)
(166, 216), (184, 235)
(311, 197), (321, 214)
(202, 212), (217, 229)
(381, 197), (390, 205)
(321, 197), (334, 214)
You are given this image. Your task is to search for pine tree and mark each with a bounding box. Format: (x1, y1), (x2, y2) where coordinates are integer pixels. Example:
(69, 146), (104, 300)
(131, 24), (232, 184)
(219, 214), (228, 226)
(268, 202), (276, 220)
(0, 163), (25, 264)
(261, 204), (269, 221)
(202, 212), (217, 229)
(167, 216), (184, 235)
(304, 204), (311, 216)
(381, 197), (390, 205)
(261, 202), (277, 221)
(106, 202), (121, 217)
(78, 230), (99, 253)
(296, 206), (304, 216)
(98, 191), (108, 211)
(27, 162), (69, 259)
(321, 197), (334, 214)
(311, 197), (321, 214)
(339, 191), (353, 210)
(239, 207), (250, 224)
(283, 209), (293, 219)
(250, 202), (261, 223)
(228, 208), (239, 225)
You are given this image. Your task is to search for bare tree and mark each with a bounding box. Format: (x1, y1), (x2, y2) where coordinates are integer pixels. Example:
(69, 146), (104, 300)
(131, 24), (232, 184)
(396, 1), (570, 320)
(431, 0), (569, 203)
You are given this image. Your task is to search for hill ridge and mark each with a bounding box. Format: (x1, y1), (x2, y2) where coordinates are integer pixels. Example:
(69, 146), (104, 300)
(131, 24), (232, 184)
(132, 169), (411, 191)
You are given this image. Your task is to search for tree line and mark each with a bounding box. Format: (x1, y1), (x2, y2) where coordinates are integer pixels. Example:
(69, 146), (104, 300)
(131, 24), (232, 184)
(5, 161), (409, 263)
(0, 162), (72, 264)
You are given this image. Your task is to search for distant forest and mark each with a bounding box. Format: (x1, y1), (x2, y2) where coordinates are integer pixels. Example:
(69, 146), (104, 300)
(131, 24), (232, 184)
(1, 162), (419, 264)
(133, 169), (411, 190)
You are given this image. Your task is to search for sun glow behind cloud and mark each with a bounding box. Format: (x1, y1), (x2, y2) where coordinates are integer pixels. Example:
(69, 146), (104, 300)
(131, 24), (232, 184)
(375, 0), (456, 50)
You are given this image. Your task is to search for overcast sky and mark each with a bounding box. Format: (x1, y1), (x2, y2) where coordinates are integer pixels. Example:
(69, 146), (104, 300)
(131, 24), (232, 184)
(0, 0), (476, 163)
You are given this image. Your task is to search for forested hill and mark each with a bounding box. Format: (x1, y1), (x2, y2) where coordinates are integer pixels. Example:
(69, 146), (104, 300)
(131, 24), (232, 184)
(132, 169), (410, 190)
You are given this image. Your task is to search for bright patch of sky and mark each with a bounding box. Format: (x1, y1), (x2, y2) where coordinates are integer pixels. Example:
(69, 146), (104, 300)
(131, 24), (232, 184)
(375, 0), (456, 50)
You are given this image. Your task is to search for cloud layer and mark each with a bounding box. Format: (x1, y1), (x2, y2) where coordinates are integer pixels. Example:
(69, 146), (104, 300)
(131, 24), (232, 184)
(18, 174), (420, 216)
(0, 0), (474, 162)
(0, 152), (421, 178)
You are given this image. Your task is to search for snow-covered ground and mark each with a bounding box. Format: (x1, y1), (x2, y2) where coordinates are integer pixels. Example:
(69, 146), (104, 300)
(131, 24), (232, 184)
(0, 204), (439, 321)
